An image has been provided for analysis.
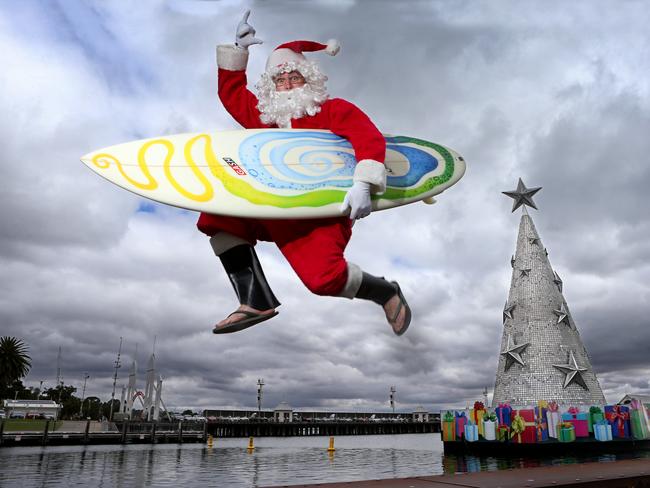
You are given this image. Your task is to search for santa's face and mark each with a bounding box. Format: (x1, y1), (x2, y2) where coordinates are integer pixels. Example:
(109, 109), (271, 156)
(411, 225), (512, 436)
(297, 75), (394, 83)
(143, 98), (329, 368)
(273, 71), (306, 92)
(256, 63), (329, 128)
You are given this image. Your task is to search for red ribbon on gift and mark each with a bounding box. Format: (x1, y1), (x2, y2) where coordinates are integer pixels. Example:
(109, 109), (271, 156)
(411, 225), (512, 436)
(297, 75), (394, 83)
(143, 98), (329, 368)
(473, 401), (486, 424)
(567, 406), (580, 415)
(606, 405), (629, 437)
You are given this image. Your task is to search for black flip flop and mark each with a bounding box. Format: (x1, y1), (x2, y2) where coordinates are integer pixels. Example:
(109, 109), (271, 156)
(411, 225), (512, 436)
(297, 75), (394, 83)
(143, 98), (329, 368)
(212, 310), (279, 334)
(389, 282), (412, 336)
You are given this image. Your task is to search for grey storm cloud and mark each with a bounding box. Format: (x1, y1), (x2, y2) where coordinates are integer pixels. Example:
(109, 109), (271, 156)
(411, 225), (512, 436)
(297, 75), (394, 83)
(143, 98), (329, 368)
(1, 0), (649, 412)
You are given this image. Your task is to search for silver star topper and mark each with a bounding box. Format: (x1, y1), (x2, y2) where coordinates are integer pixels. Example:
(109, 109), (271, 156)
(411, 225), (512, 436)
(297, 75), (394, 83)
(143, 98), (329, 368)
(503, 178), (542, 212)
(553, 350), (588, 389)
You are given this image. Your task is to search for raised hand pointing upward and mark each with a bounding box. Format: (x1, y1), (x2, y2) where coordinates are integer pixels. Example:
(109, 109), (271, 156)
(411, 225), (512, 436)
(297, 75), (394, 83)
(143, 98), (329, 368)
(235, 10), (263, 49)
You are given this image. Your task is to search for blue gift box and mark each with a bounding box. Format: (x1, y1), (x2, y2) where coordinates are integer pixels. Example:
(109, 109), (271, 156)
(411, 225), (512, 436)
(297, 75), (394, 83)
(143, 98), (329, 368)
(464, 424), (479, 442)
(595, 422), (613, 441)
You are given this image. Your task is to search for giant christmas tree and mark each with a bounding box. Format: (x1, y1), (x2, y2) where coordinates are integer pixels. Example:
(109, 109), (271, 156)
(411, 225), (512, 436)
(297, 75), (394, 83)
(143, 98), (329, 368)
(492, 179), (606, 406)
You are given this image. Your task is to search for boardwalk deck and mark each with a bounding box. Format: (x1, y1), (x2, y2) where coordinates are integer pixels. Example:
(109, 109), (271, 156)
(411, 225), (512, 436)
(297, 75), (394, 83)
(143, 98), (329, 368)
(263, 457), (650, 487)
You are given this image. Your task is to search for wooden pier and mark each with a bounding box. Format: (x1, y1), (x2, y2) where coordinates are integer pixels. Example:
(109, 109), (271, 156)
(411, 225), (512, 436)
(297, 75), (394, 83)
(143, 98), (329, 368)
(0, 419), (437, 447)
(207, 420), (438, 438)
(0, 420), (207, 447)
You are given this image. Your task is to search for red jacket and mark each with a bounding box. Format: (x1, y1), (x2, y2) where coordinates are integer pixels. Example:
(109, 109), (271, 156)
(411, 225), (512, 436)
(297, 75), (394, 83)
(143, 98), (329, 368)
(218, 68), (386, 168)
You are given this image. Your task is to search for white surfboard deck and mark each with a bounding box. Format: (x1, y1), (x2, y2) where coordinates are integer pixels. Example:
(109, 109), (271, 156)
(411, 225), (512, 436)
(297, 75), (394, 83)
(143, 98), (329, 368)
(81, 129), (466, 219)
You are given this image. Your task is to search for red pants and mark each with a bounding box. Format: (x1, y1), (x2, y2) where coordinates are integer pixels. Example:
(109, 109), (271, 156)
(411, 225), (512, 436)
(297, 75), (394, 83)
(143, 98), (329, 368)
(197, 213), (353, 296)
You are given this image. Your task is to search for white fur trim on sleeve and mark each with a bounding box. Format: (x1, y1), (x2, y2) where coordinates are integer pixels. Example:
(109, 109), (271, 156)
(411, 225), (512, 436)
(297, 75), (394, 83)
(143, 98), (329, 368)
(353, 159), (386, 194)
(217, 44), (249, 71)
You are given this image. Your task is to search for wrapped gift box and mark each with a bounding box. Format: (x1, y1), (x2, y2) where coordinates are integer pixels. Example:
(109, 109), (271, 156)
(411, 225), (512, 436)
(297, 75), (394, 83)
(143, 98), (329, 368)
(470, 401), (486, 437)
(588, 406), (604, 433)
(594, 422), (613, 442)
(455, 411), (468, 440)
(562, 408), (589, 437)
(465, 424), (479, 442)
(511, 410), (536, 443)
(495, 403), (512, 427)
(546, 401), (560, 439)
(442, 412), (456, 442)
(605, 405), (631, 438)
(558, 422), (576, 442)
(483, 418), (497, 441)
(535, 402), (549, 441)
(629, 399), (650, 440)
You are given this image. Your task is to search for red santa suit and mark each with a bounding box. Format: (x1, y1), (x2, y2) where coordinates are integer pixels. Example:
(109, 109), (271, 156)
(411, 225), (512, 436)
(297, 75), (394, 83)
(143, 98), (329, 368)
(197, 44), (386, 297)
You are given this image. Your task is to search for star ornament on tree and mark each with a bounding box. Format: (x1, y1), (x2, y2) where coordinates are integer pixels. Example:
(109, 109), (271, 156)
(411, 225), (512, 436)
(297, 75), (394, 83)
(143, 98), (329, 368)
(501, 334), (529, 370)
(503, 178), (542, 212)
(553, 271), (563, 292)
(553, 350), (588, 390)
(503, 301), (516, 323)
(553, 303), (570, 325)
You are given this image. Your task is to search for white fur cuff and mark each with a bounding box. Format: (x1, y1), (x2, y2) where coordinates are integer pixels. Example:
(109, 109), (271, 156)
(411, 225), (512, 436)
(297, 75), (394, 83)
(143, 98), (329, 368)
(217, 44), (249, 71)
(353, 159), (387, 194)
(338, 262), (363, 299)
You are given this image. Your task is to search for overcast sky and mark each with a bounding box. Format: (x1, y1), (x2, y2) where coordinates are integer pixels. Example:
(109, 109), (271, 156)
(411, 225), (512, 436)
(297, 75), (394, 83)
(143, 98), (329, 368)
(1, 0), (649, 413)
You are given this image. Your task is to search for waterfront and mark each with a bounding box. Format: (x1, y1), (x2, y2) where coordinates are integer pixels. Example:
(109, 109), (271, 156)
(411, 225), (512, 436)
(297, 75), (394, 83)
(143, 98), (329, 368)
(2, 434), (650, 487)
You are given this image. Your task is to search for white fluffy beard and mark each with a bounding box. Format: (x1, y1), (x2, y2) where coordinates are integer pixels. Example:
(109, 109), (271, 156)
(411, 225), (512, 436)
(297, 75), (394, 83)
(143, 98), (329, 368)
(257, 85), (328, 128)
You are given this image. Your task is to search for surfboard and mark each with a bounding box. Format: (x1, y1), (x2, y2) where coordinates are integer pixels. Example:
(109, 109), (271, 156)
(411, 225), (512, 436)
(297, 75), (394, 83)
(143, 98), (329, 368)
(80, 129), (465, 219)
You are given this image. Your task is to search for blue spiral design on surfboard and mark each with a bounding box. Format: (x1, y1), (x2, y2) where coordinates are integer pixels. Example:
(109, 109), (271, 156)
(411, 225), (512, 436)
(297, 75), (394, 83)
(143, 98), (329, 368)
(238, 131), (438, 190)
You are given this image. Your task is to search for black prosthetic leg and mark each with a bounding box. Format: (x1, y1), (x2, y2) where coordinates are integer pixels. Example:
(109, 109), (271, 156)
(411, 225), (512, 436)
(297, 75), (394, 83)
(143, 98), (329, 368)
(213, 244), (281, 334)
(355, 272), (412, 336)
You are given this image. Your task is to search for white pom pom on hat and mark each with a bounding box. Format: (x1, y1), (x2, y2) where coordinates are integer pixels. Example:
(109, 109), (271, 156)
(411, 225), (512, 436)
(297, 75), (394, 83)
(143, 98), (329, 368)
(265, 39), (340, 73)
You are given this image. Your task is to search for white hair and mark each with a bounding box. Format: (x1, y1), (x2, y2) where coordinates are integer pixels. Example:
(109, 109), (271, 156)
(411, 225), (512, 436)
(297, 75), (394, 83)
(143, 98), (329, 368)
(255, 60), (329, 128)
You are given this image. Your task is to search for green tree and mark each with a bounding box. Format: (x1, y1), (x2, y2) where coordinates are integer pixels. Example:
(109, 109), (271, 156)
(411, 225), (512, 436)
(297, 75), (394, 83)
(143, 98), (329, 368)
(42, 384), (79, 419)
(101, 399), (120, 420)
(0, 379), (31, 401)
(83, 396), (102, 420)
(0, 337), (32, 388)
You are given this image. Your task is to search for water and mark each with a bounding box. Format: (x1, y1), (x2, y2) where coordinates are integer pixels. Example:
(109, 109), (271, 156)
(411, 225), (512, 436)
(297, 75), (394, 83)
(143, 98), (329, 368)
(1, 434), (650, 487)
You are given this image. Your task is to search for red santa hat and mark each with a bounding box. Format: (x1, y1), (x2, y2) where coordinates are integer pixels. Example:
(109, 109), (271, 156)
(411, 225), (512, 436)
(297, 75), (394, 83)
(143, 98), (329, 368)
(265, 39), (340, 73)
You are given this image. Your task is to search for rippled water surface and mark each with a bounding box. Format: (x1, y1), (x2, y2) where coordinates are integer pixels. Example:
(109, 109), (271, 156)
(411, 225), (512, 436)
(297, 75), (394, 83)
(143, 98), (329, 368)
(1, 434), (650, 487)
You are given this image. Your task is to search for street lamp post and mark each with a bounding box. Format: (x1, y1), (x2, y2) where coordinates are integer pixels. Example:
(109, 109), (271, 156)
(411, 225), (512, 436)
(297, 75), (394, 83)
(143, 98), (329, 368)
(109, 337), (123, 422)
(80, 373), (90, 417)
(257, 378), (264, 416)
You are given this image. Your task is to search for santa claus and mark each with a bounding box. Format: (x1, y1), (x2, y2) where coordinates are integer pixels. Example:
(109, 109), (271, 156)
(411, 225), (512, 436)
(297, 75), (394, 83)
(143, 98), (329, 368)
(199, 11), (411, 335)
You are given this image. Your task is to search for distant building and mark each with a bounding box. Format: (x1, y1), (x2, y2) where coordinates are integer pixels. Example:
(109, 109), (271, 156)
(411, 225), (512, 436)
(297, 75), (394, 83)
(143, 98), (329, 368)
(3, 400), (61, 419)
(619, 394), (650, 407)
(412, 406), (429, 422)
(274, 402), (293, 423)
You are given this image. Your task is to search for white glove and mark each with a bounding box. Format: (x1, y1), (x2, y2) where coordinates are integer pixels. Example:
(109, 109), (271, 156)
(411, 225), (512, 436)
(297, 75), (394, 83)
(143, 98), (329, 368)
(235, 10), (263, 50)
(340, 181), (372, 220)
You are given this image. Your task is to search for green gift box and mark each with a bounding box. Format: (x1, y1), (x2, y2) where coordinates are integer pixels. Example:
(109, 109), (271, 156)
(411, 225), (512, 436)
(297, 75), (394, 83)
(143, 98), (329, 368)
(588, 407), (604, 433)
(630, 410), (650, 440)
(497, 426), (510, 442)
(558, 423), (576, 442)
